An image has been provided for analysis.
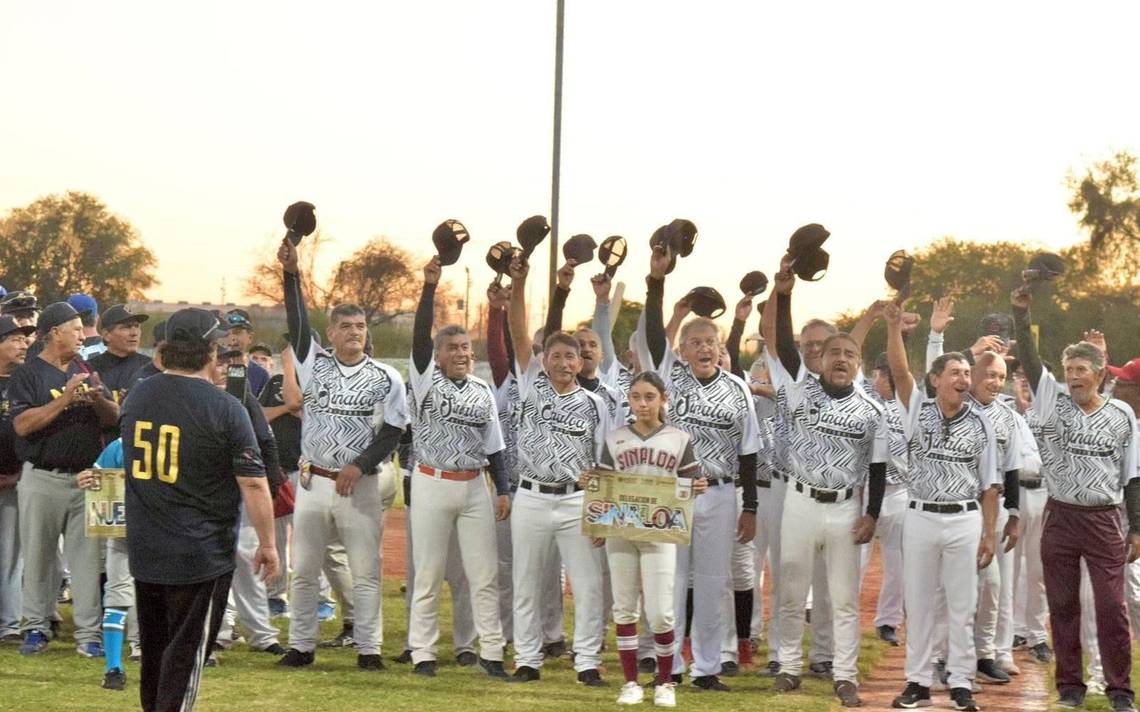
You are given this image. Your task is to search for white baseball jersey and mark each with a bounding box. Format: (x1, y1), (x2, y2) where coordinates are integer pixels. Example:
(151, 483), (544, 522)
(863, 382), (910, 486)
(408, 358), (504, 472)
(971, 395), (1024, 475)
(294, 338), (408, 471)
(492, 373), (520, 485)
(775, 377), (888, 490)
(750, 385), (776, 484)
(897, 389), (1001, 502)
(1017, 407), (1044, 481)
(1033, 372), (1138, 506)
(515, 359), (608, 485)
(599, 423), (700, 479)
(582, 375), (630, 425)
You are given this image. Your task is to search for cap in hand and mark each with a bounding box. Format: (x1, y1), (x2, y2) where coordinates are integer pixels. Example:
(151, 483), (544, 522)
(787, 224), (830, 281)
(562, 234), (597, 264)
(739, 271), (768, 297)
(685, 286), (726, 319)
(598, 236), (627, 278)
(516, 215), (551, 259)
(283, 202), (317, 245)
(432, 219), (470, 266)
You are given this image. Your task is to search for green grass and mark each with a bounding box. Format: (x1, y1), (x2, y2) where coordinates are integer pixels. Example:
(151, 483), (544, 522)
(1045, 645), (1140, 711)
(1, 587), (889, 711)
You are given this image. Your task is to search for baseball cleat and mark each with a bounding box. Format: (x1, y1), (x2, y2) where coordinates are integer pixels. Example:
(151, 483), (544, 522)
(950, 687), (980, 711)
(1030, 643), (1054, 664)
(58, 580), (73, 605)
(319, 626), (355, 649)
(204, 653), (218, 668)
(976, 658), (1010, 684)
(256, 643), (287, 655)
(413, 660), (436, 677)
(509, 665), (540, 683)
(692, 675), (730, 692)
(358, 654), (384, 671)
(997, 658), (1020, 676)
(721, 660), (739, 677)
(267, 598), (290, 619)
(616, 681), (644, 705)
(316, 601), (336, 622)
(809, 661), (833, 679)
(277, 648), (314, 667)
(456, 651), (478, 667)
(653, 682), (677, 707)
(101, 667), (127, 691)
(638, 657), (657, 674)
(771, 673), (801, 693)
(128, 642), (142, 661)
(577, 669), (605, 687)
(393, 649), (413, 663)
(76, 641), (105, 658)
(761, 660), (781, 677)
(543, 639), (567, 659)
(1110, 695), (1138, 712)
(891, 682), (932, 708)
(878, 625), (900, 646)
(1053, 690), (1084, 708)
(835, 680), (864, 707)
(1011, 635), (1027, 650)
(478, 657), (508, 679)
(19, 630), (49, 656)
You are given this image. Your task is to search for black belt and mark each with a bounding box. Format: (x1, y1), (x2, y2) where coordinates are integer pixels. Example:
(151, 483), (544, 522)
(792, 478), (854, 503)
(519, 480), (581, 496)
(31, 465), (80, 475)
(1019, 480), (1043, 490)
(757, 480), (772, 489)
(909, 500), (979, 514)
(707, 477), (733, 488)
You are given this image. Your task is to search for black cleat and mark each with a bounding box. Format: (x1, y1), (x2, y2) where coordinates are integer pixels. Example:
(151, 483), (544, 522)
(835, 680), (864, 707)
(1054, 689), (1084, 708)
(1111, 695), (1139, 712)
(510, 665), (540, 683)
(638, 657), (656, 674)
(1030, 642), (1054, 664)
(277, 648), (314, 667)
(671, 673), (683, 685)
(358, 654), (384, 671)
(950, 687), (979, 711)
(1011, 635), (1027, 650)
(479, 657), (508, 678)
(891, 682), (931, 708)
(101, 668), (127, 691)
(204, 653), (218, 668)
(319, 625), (355, 649)
(256, 643), (287, 655)
(761, 660), (781, 677)
(543, 639), (567, 659)
(878, 625), (900, 646)
(456, 651), (478, 667)
(721, 661), (739, 677)
(976, 658), (1009, 684)
(394, 649), (413, 664)
(577, 668), (605, 687)
(772, 673), (801, 692)
(692, 675), (730, 691)
(413, 660), (436, 677)
(809, 661), (833, 679)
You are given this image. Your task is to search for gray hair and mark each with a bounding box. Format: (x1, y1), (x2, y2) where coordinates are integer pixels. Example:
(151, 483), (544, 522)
(433, 324), (468, 351)
(679, 317), (720, 344)
(1062, 341), (1105, 372)
(801, 318), (837, 337)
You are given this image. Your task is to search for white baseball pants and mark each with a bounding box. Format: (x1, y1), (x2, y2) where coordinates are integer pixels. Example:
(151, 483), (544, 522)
(404, 523), (476, 654)
(903, 503), (981, 690)
(671, 481), (734, 677)
(289, 473), (384, 655)
(511, 487), (604, 672)
(976, 507), (1014, 664)
(0, 488), (22, 638)
(103, 537), (139, 644)
(408, 473), (504, 664)
(1012, 486), (1048, 646)
(776, 483), (862, 683)
(607, 537), (676, 632)
(749, 483), (776, 644)
(871, 484), (907, 629)
(219, 508), (280, 650)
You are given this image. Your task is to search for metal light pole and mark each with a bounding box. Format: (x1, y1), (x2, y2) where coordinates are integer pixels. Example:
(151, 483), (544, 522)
(549, 0), (565, 302)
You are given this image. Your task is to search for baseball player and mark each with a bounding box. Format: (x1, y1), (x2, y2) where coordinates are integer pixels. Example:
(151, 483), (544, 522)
(1014, 284), (1140, 712)
(636, 244), (759, 692)
(276, 239), (409, 671)
(505, 253), (610, 685)
(588, 371), (707, 707)
(884, 302), (1000, 712)
(404, 256), (510, 678)
(766, 266), (888, 708)
(0, 316), (36, 644)
(67, 293), (106, 359)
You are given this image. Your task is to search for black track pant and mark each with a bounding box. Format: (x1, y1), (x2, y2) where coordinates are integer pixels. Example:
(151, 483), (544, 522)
(135, 572), (232, 712)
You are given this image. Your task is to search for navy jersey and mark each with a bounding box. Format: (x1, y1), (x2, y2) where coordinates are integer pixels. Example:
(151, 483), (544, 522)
(121, 373), (265, 585)
(0, 374), (19, 475)
(87, 350), (152, 405)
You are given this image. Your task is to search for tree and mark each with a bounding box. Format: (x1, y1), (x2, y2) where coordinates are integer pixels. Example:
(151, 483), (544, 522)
(1068, 151), (1140, 284)
(327, 237), (420, 324)
(244, 229), (335, 309)
(0, 191), (156, 305)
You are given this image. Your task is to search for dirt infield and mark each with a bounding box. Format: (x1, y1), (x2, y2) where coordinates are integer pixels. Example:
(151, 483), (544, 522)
(381, 507), (1051, 709)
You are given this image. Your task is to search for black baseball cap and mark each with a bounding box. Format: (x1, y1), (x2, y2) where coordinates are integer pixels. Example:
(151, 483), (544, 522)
(224, 308), (253, 330)
(166, 308), (227, 345)
(0, 316), (36, 339)
(249, 342), (272, 357)
(100, 304), (150, 330)
(152, 320), (167, 346)
(1, 291), (38, 315)
(37, 302), (89, 334)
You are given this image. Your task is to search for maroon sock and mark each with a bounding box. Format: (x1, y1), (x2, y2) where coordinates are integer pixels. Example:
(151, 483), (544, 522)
(616, 623), (639, 683)
(655, 629), (675, 685)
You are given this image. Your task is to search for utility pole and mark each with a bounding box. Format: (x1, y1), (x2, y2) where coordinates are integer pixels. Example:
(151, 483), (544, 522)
(549, 0), (565, 302)
(464, 266), (471, 330)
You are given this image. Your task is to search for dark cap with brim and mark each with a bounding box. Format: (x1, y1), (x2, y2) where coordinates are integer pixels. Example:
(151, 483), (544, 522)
(0, 291), (38, 315)
(37, 302), (89, 334)
(152, 320), (167, 346)
(100, 304), (149, 330)
(0, 316), (36, 339)
(166, 308), (227, 345)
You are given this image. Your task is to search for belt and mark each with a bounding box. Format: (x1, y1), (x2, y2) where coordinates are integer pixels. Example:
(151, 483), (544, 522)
(1019, 480), (1043, 490)
(909, 500), (979, 514)
(757, 480), (772, 489)
(519, 479), (581, 496)
(308, 464), (339, 481)
(31, 465), (80, 475)
(792, 478), (854, 503)
(418, 464), (481, 482)
(707, 476), (733, 488)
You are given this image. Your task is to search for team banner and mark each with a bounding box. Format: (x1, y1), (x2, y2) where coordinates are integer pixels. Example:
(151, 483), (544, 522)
(85, 468), (126, 539)
(580, 470), (694, 545)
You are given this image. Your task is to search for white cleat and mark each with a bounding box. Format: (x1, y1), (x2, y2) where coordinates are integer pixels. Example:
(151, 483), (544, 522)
(617, 681), (645, 705)
(654, 682), (677, 708)
(997, 658), (1020, 676)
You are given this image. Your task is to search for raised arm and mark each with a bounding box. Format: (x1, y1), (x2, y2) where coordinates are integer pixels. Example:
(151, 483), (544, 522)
(926, 297), (954, 371)
(642, 245), (673, 369)
(850, 300), (886, 352)
(508, 254), (533, 371)
(543, 260), (576, 339)
(771, 255), (801, 377)
(727, 296), (751, 379)
(591, 273), (616, 373)
(664, 296), (692, 350)
(486, 284), (511, 388)
(278, 239), (313, 364)
(884, 302), (915, 408)
(1010, 287), (1042, 391)
(413, 257), (441, 375)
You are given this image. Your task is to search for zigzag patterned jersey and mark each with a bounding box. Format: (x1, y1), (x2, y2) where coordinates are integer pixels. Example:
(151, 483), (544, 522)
(897, 389), (1000, 503)
(408, 359), (503, 472)
(515, 359), (608, 485)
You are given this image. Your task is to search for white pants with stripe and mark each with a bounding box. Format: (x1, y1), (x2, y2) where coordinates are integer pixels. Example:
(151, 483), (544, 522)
(288, 473), (384, 655)
(1013, 485), (1048, 646)
(903, 503), (981, 689)
(511, 486), (605, 672)
(776, 483), (862, 683)
(672, 481), (735, 677)
(408, 472), (504, 663)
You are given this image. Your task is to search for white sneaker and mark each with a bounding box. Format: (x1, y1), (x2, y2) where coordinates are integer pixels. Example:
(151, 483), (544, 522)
(617, 682), (644, 705)
(998, 658), (1020, 675)
(654, 682), (676, 708)
(129, 642), (142, 661)
(1087, 678), (1106, 696)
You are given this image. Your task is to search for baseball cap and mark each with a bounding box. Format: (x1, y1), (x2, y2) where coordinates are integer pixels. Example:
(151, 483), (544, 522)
(0, 315), (36, 339)
(1107, 358), (1140, 384)
(249, 342), (272, 358)
(0, 285), (6, 299)
(152, 320), (167, 346)
(166, 308), (227, 345)
(100, 304), (150, 330)
(37, 302), (89, 334)
(224, 308), (253, 330)
(1, 291), (38, 314)
(67, 293), (99, 316)
(432, 219), (470, 267)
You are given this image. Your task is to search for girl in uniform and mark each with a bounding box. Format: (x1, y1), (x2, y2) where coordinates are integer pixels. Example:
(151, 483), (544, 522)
(584, 372), (707, 707)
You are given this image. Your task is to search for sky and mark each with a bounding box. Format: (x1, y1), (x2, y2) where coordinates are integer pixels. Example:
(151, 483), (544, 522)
(3, 1), (1139, 330)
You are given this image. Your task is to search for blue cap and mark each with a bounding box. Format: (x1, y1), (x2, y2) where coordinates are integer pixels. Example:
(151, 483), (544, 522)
(67, 293), (98, 316)
(0, 285), (7, 299)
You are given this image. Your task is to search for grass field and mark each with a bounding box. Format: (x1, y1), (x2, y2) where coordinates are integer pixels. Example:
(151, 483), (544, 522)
(1, 589), (889, 711)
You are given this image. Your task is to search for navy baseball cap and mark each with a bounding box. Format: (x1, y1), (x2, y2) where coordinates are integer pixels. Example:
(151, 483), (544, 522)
(1, 291), (38, 315)
(37, 302), (89, 334)
(67, 293), (98, 316)
(224, 308), (253, 330)
(100, 304), (150, 329)
(152, 320), (167, 346)
(0, 315), (36, 339)
(166, 308), (227, 345)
